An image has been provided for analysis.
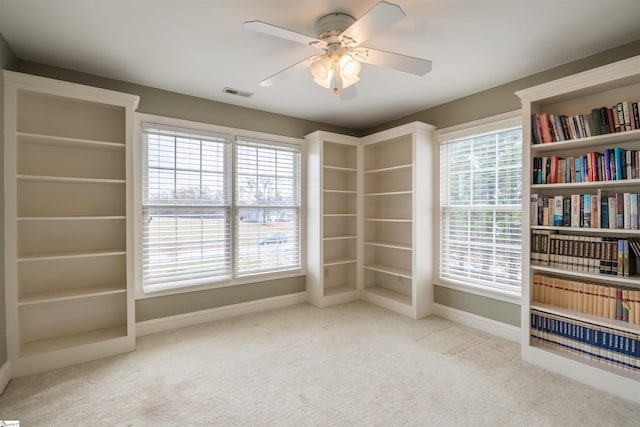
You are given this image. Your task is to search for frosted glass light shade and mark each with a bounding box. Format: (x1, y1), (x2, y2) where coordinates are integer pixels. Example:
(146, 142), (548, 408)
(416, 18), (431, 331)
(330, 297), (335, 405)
(310, 56), (334, 89)
(339, 55), (361, 88)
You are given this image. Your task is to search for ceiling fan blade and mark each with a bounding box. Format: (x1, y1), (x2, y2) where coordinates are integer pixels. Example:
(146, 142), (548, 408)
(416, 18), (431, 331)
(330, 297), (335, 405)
(259, 56), (316, 87)
(244, 20), (320, 47)
(362, 48), (432, 76)
(341, 1), (405, 47)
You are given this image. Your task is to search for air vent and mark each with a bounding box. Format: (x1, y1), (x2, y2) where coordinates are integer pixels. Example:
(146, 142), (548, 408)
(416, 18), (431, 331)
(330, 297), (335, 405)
(222, 87), (254, 98)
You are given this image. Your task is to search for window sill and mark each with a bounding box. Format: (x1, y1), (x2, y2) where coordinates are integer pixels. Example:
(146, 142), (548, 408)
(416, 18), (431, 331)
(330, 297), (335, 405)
(136, 268), (305, 299)
(435, 277), (521, 305)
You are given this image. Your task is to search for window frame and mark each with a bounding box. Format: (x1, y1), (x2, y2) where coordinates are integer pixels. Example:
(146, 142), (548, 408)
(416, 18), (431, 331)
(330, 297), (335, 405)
(435, 110), (523, 303)
(134, 113), (306, 299)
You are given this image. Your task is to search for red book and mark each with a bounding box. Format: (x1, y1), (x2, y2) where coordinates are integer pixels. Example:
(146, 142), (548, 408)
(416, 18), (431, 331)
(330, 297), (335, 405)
(539, 113), (553, 143)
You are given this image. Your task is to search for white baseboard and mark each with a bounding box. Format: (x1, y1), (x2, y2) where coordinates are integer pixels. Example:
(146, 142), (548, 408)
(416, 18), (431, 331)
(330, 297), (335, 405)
(0, 360), (11, 395)
(136, 292), (308, 337)
(432, 303), (520, 343)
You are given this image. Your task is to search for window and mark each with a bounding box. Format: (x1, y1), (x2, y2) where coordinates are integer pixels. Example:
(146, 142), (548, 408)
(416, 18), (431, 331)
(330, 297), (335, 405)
(439, 114), (522, 296)
(235, 137), (301, 275)
(141, 121), (302, 294)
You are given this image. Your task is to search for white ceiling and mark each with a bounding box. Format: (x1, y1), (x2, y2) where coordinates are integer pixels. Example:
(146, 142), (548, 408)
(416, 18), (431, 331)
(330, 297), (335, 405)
(1, 0), (640, 130)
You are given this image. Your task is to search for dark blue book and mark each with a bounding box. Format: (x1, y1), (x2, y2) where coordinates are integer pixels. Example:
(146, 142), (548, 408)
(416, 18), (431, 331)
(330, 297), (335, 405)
(601, 196), (609, 228)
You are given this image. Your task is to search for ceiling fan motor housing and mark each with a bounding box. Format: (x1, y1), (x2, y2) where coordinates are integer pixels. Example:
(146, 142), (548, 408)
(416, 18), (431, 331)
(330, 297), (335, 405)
(315, 13), (356, 41)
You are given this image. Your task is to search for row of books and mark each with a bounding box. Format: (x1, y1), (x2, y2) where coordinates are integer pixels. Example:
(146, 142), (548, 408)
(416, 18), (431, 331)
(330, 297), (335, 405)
(532, 273), (640, 324)
(531, 310), (640, 373)
(530, 192), (640, 230)
(531, 101), (640, 144)
(530, 231), (639, 277)
(532, 148), (639, 185)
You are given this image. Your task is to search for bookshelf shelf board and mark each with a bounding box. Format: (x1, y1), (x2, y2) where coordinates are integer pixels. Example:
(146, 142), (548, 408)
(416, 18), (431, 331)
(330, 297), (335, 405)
(324, 213), (357, 218)
(529, 343), (640, 381)
(323, 258), (357, 267)
(323, 189), (357, 194)
(323, 235), (357, 241)
(364, 263), (412, 279)
(532, 302), (640, 334)
(323, 285), (357, 297)
(364, 164), (412, 174)
(323, 165), (357, 172)
(531, 225), (640, 236)
(18, 285), (126, 306)
(18, 249), (126, 262)
(20, 326), (128, 358)
(531, 178), (640, 190)
(530, 265), (640, 287)
(364, 240), (411, 250)
(364, 218), (412, 223)
(17, 174), (126, 185)
(17, 131), (125, 150)
(530, 129), (640, 154)
(364, 286), (412, 306)
(364, 191), (412, 197)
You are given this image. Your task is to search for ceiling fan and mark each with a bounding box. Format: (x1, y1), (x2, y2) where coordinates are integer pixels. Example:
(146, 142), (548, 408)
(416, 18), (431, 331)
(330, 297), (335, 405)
(244, 1), (432, 98)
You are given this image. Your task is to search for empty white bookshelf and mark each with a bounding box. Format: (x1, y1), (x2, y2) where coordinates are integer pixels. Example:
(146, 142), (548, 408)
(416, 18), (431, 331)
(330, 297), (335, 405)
(306, 122), (436, 319)
(361, 122), (436, 319)
(306, 131), (361, 306)
(4, 71), (139, 376)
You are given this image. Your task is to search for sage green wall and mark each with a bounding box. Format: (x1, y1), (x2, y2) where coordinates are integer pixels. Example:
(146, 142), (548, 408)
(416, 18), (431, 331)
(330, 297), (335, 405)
(0, 32), (18, 366)
(371, 39), (640, 327)
(137, 276), (305, 322)
(434, 287), (520, 326)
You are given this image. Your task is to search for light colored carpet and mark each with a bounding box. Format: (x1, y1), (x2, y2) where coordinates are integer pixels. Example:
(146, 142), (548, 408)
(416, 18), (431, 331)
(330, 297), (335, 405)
(1, 301), (639, 426)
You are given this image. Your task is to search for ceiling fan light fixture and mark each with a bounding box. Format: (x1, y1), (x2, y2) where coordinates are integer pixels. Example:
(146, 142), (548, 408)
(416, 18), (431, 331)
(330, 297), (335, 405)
(310, 53), (361, 92)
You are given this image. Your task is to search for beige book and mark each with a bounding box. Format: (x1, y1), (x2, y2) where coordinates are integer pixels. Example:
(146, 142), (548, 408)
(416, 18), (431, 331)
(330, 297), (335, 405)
(596, 285), (605, 317)
(608, 287), (617, 320)
(532, 274), (540, 302)
(635, 290), (640, 325)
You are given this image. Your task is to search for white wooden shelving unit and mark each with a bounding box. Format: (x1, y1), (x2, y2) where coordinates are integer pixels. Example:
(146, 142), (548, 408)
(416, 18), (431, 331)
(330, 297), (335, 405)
(306, 131), (361, 307)
(517, 55), (640, 401)
(4, 71), (139, 376)
(361, 123), (436, 319)
(306, 122), (436, 319)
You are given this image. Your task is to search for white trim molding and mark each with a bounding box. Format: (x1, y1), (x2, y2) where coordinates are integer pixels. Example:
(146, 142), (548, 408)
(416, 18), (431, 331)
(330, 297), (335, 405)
(136, 292), (307, 336)
(432, 303), (520, 343)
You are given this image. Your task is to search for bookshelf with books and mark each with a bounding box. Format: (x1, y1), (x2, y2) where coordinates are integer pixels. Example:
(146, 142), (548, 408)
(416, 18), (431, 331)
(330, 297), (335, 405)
(4, 71), (139, 376)
(517, 55), (640, 401)
(306, 131), (361, 307)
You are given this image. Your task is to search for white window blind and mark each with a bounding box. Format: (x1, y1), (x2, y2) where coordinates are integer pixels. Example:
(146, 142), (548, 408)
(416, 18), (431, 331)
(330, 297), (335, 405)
(439, 124), (522, 294)
(142, 123), (231, 290)
(235, 137), (301, 275)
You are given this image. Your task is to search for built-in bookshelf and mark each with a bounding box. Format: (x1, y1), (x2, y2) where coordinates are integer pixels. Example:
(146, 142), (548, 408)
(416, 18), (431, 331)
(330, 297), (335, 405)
(305, 122), (435, 319)
(4, 71), (139, 376)
(306, 132), (361, 306)
(517, 55), (640, 402)
(361, 123), (435, 319)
